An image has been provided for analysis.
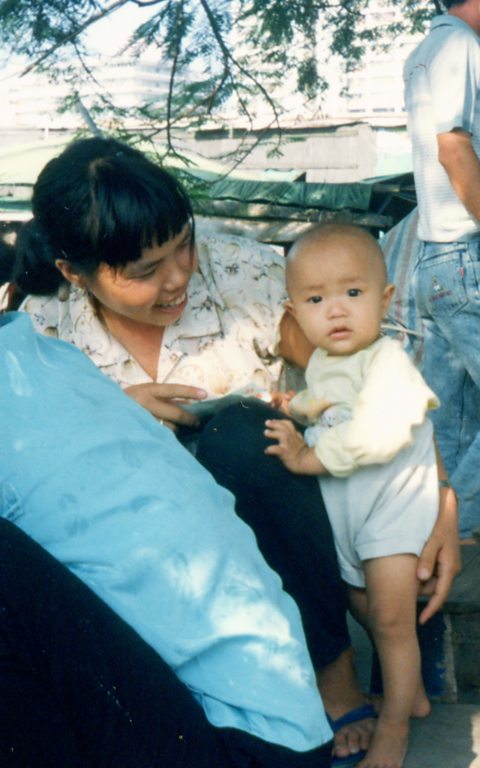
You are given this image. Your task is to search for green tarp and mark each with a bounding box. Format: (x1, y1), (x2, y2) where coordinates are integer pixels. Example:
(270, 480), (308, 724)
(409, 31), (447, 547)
(206, 178), (372, 211)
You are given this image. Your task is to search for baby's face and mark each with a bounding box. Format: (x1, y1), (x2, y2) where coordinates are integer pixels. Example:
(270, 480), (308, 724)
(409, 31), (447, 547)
(286, 236), (393, 356)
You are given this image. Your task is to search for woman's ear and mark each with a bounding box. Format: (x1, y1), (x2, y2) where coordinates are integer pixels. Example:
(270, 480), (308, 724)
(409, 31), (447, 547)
(55, 259), (87, 289)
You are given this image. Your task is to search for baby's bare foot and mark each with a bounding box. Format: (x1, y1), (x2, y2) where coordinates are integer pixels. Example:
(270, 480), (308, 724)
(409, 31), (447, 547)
(411, 680), (431, 718)
(357, 718), (408, 768)
(366, 680), (431, 720)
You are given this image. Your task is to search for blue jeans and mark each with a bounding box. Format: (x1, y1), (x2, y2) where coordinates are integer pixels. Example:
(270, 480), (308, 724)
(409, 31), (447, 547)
(414, 240), (480, 538)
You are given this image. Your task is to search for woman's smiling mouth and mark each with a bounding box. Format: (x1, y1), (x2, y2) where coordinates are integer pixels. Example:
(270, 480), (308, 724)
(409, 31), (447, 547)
(156, 292), (187, 310)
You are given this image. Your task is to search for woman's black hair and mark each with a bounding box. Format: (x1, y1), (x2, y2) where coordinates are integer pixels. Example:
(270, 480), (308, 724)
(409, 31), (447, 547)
(13, 137), (194, 295)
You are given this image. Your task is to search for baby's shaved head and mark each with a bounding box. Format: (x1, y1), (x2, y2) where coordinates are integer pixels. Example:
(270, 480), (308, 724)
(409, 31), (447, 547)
(287, 223), (387, 291)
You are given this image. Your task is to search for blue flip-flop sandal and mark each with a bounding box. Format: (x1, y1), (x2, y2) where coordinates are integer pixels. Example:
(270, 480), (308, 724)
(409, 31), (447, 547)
(328, 703), (378, 768)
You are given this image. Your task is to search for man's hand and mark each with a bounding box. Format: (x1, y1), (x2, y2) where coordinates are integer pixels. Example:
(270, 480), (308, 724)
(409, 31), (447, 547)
(124, 382), (207, 430)
(417, 485), (461, 624)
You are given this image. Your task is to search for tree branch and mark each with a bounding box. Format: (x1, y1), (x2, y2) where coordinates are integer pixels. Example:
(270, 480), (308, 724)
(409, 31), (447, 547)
(165, 7), (182, 158)
(20, 0), (141, 76)
(198, 0), (281, 132)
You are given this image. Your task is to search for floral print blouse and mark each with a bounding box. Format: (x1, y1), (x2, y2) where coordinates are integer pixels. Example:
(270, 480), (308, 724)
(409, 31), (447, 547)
(21, 229), (288, 397)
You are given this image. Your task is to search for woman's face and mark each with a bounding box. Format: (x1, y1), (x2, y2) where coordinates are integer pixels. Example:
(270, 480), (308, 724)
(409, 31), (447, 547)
(85, 223), (198, 328)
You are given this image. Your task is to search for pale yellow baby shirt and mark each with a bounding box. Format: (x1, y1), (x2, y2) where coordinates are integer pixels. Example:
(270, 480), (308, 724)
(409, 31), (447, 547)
(291, 336), (439, 477)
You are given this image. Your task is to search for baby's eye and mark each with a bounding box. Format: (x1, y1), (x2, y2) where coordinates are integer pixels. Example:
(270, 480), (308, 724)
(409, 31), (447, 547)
(307, 295), (322, 304)
(347, 288), (361, 297)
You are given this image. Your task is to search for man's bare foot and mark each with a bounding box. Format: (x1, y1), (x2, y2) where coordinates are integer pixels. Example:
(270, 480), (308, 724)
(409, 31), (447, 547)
(317, 647), (377, 758)
(357, 717), (408, 768)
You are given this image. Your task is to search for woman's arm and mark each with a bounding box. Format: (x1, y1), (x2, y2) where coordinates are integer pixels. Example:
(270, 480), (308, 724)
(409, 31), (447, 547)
(278, 310), (315, 369)
(417, 444), (461, 624)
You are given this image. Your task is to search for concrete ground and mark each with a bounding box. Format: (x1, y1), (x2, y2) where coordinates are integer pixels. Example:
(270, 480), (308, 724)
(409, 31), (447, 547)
(349, 616), (480, 768)
(406, 703), (480, 768)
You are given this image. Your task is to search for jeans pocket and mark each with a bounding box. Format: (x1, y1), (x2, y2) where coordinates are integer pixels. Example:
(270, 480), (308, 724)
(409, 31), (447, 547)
(417, 249), (468, 318)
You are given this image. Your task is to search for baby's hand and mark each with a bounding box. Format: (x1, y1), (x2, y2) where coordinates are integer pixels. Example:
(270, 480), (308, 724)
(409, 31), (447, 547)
(264, 419), (325, 475)
(269, 390), (295, 415)
(290, 396), (332, 424)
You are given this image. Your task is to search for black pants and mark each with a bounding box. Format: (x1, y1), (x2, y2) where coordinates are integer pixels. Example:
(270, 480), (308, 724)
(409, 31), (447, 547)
(0, 519), (332, 768)
(196, 399), (350, 669)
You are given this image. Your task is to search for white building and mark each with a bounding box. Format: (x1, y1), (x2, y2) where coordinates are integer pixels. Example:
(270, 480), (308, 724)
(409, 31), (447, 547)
(328, 0), (421, 123)
(0, 56), (171, 132)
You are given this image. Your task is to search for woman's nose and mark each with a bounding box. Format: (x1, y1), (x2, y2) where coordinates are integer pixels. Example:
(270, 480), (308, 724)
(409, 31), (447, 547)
(162, 255), (190, 289)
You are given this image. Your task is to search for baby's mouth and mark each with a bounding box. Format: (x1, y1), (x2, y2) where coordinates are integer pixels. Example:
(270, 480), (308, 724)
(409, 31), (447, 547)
(329, 326), (351, 337)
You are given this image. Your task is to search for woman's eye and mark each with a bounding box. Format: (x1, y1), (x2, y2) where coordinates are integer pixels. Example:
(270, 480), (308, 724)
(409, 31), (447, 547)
(307, 295), (322, 304)
(347, 288), (361, 297)
(135, 265), (159, 280)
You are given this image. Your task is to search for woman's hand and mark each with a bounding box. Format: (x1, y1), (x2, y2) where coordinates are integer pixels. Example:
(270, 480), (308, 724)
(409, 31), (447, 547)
(124, 382), (207, 430)
(417, 484), (461, 624)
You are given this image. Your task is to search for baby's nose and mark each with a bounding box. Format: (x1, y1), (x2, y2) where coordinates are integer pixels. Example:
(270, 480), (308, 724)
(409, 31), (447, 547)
(328, 301), (347, 317)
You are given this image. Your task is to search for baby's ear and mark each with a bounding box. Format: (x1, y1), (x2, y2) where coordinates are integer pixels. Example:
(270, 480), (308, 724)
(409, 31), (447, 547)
(382, 283), (395, 313)
(284, 298), (296, 316)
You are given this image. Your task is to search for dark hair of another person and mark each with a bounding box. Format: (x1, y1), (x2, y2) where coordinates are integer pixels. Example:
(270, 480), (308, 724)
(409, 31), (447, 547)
(445, 0), (466, 8)
(13, 137), (194, 295)
(0, 237), (16, 285)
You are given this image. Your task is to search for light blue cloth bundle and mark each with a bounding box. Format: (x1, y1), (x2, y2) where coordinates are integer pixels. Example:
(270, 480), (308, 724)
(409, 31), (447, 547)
(0, 312), (331, 752)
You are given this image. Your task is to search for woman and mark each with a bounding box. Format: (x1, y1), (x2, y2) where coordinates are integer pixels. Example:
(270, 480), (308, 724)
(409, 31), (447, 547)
(10, 136), (460, 764)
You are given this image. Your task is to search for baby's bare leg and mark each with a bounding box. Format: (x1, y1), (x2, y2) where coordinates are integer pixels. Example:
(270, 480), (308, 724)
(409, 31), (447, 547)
(354, 554), (430, 768)
(349, 583), (430, 720)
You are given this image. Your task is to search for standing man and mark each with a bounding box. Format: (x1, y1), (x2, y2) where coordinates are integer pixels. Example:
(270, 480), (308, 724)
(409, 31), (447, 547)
(404, 0), (480, 540)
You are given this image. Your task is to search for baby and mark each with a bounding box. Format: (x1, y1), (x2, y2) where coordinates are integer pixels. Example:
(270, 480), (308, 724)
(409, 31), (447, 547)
(265, 223), (440, 768)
